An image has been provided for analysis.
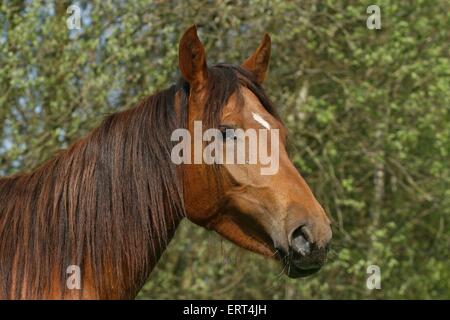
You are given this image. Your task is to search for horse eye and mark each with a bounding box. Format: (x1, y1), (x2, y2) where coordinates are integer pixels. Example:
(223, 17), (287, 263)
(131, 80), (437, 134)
(219, 125), (237, 141)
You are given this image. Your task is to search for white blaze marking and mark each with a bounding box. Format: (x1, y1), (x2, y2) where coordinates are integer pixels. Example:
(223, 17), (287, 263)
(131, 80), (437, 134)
(252, 112), (271, 130)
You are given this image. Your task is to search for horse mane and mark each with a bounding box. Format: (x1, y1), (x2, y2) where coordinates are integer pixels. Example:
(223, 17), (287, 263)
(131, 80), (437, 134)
(0, 64), (278, 299)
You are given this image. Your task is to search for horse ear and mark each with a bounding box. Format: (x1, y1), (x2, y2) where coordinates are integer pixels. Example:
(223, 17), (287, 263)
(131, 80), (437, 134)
(241, 33), (271, 84)
(179, 25), (208, 91)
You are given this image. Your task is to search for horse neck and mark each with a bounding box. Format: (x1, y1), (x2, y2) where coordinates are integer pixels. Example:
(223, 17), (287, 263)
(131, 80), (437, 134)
(0, 94), (186, 299)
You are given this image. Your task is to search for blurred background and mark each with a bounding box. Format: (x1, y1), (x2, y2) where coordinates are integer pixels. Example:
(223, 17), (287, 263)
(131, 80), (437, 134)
(0, 0), (449, 299)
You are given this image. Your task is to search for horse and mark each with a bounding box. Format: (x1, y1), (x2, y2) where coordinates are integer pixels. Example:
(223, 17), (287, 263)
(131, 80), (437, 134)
(0, 25), (332, 299)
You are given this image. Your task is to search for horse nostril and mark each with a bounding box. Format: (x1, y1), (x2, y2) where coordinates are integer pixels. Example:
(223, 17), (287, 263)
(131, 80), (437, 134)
(290, 226), (312, 256)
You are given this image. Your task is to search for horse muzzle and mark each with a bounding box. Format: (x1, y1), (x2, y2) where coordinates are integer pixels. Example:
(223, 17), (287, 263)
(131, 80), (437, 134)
(277, 225), (331, 278)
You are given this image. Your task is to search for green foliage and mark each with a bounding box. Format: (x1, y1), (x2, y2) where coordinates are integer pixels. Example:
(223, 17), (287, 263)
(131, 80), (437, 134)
(1, 0), (449, 299)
